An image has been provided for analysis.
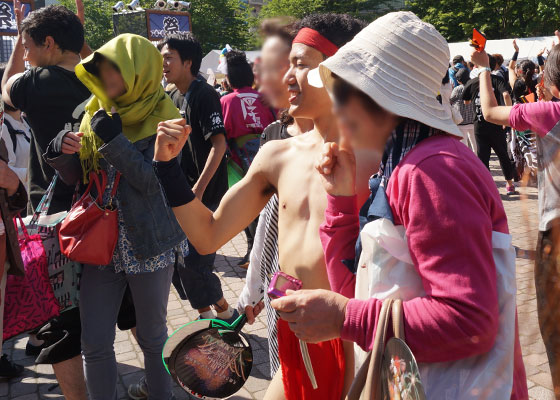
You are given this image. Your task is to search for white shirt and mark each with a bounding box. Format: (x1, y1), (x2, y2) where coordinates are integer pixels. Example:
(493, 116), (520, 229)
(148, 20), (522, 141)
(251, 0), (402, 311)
(1, 113), (31, 185)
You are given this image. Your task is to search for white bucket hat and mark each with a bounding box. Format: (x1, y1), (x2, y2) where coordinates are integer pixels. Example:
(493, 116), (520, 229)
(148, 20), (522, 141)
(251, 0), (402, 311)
(315, 11), (462, 138)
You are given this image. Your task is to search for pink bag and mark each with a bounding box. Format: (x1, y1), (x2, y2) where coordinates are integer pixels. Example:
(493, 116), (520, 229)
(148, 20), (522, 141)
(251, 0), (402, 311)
(2, 216), (60, 341)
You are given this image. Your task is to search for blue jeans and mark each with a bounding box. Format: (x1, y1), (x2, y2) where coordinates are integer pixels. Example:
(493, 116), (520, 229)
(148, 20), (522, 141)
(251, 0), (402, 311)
(80, 266), (173, 400)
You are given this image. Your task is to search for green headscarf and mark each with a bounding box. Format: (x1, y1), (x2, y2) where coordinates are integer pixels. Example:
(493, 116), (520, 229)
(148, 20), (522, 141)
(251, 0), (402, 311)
(75, 34), (181, 178)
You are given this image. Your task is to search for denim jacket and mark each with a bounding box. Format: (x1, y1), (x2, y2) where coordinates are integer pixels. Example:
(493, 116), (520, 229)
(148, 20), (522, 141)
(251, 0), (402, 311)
(45, 133), (186, 261)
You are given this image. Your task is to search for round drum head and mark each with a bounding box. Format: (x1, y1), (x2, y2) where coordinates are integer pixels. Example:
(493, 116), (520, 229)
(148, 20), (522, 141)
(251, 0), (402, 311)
(382, 338), (426, 400)
(163, 318), (253, 399)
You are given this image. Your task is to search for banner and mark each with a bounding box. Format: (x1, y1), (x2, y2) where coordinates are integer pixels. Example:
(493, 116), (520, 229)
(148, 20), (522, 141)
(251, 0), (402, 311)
(0, 0), (33, 36)
(146, 10), (190, 41)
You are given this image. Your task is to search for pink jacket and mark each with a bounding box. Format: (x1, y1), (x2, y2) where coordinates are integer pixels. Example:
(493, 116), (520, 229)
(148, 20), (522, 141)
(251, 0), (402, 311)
(320, 135), (528, 399)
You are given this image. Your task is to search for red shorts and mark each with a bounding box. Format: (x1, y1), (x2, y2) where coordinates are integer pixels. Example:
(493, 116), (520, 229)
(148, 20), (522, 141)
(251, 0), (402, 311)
(277, 319), (346, 400)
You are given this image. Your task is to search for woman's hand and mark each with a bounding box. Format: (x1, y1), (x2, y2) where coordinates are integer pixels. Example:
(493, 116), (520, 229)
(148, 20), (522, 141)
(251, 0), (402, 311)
(0, 161), (20, 196)
(315, 134), (356, 197)
(91, 107), (122, 143)
(470, 49), (490, 69)
(271, 289), (349, 343)
(513, 39), (519, 52)
(154, 119), (191, 162)
(538, 83), (554, 102)
(244, 301), (264, 325)
(61, 132), (83, 154)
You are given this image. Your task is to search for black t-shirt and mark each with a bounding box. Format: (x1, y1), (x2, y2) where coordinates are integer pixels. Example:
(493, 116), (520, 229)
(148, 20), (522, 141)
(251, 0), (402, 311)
(10, 66), (91, 214)
(462, 75), (511, 135)
(170, 79), (228, 208)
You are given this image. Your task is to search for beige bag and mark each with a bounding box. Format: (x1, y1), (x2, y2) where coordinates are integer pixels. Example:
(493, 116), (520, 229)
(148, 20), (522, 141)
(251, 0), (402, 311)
(346, 299), (404, 400)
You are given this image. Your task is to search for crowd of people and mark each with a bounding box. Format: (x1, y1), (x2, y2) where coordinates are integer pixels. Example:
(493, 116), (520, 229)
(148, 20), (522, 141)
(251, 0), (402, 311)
(0, 0), (559, 399)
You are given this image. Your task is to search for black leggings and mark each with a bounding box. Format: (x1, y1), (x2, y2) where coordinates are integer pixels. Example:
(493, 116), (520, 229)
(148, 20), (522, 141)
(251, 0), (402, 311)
(476, 130), (514, 181)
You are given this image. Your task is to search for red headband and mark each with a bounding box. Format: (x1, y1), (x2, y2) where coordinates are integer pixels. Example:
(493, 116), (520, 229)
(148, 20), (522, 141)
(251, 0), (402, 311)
(293, 28), (338, 57)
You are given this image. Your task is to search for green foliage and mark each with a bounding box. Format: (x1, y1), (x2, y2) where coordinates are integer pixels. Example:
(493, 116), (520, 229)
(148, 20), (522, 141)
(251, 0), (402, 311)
(259, 0), (396, 20)
(189, 0), (251, 54)
(259, 0), (323, 19)
(57, 0), (114, 50)
(407, 0), (560, 42)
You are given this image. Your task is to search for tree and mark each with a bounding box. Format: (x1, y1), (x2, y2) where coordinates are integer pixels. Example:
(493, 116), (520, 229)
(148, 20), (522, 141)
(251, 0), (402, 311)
(189, 0), (251, 54)
(259, 0), (323, 19)
(57, 0), (114, 50)
(407, 0), (560, 42)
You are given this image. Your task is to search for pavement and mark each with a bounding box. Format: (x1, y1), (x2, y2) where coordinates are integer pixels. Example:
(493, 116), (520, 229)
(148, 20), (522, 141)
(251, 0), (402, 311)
(0, 155), (556, 399)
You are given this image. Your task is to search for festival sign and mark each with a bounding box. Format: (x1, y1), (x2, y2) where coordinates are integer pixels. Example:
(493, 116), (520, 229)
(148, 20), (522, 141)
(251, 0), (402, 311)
(0, 0), (33, 36)
(146, 9), (190, 41)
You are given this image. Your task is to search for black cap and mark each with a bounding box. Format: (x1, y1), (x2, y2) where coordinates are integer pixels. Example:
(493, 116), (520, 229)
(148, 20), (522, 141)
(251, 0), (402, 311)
(452, 55), (465, 65)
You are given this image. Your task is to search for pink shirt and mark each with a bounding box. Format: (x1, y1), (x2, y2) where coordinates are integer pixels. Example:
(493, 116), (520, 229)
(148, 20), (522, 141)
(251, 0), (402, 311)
(509, 101), (560, 231)
(220, 87), (275, 140)
(509, 101), (560, 136)
(320, 135), (527, 399)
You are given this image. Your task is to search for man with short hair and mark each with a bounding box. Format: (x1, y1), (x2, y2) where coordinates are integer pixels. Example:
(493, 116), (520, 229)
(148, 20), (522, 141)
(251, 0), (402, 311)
(158, 33), (236, 323)
(1, 3), (90, 399)
(153, 14), (371, 400)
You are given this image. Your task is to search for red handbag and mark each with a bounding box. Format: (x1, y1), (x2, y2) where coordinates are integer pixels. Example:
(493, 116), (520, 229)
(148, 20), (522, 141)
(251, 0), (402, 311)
(58, 171), (121, 266)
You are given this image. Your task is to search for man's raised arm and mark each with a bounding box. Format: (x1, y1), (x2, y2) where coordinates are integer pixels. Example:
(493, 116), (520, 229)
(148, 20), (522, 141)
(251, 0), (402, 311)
(153, 119), (275, 255)
(2, 0), (25, 108)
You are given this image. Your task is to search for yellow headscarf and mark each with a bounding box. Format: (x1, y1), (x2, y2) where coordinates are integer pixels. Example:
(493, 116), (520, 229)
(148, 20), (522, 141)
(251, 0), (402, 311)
(75, 34), (181, 179)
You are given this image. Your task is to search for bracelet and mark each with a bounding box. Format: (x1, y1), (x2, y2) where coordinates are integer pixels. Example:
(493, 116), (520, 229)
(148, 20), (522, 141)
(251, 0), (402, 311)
(512, 51), (519, 61)
(153, 158), (195, 207)
(478, 67), (492, 76)
(538, 55), (545, 66)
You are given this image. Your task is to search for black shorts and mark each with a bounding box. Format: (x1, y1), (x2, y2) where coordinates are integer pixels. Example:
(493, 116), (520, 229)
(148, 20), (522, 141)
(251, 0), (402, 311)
(35, 307), (81, 364)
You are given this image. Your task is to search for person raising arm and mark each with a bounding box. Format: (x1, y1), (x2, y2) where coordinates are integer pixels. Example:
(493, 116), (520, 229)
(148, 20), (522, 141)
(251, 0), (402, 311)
(472, 38), (560, 395)
(154, 119), (275, 255)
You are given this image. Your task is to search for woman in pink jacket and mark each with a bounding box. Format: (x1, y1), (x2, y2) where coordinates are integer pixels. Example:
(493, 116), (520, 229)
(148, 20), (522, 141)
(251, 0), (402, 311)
(271, 12), (528, 399)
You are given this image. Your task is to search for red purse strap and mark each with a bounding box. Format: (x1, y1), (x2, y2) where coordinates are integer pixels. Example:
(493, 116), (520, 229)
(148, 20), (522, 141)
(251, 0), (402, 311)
(14, 213), (29, 239)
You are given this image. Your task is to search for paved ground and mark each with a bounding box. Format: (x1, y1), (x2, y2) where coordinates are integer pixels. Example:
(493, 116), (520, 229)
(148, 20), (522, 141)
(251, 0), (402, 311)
(0, 155), (556, 399)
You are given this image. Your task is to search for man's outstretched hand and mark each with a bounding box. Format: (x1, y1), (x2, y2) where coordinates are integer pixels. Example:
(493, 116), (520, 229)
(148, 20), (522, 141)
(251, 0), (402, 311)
(154, 119), (191, 162)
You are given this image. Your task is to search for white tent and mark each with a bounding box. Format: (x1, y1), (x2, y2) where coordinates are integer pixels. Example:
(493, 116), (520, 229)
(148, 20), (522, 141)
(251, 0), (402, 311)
(200, 49), (261, 78)
(448, 36), (555, 63)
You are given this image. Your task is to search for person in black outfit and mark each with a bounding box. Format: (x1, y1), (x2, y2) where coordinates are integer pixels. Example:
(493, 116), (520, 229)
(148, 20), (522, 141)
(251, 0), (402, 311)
(463, 54), (517, 196)
(1, 5), (90, 399)
(158, 33), (237, 323)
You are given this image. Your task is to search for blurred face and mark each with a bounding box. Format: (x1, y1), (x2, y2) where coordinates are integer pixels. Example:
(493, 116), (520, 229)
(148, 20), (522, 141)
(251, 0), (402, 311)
(283, 43), (331, 120)
(22, 32), (51, 67)
(260, 36), (291, 109)
(98, 60), (126, 99)
(333, 95), (399, 152)
(161, 44), (191, 85)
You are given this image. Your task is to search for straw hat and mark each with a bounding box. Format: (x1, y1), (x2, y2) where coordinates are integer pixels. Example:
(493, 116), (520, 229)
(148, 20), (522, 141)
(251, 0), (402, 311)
(314, 11), (462, 137)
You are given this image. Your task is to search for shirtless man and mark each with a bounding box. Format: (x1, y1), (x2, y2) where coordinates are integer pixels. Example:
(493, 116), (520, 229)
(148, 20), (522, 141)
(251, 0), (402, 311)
(153, 14), (370, 400)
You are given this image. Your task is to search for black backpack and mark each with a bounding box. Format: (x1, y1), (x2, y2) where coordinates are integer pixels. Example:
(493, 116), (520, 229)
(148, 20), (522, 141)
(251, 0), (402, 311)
(3, 117), (30, 154)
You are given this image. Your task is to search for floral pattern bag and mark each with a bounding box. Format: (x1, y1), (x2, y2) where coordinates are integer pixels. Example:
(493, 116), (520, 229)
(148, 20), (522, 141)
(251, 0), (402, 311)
(3, 216), (60, 341)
